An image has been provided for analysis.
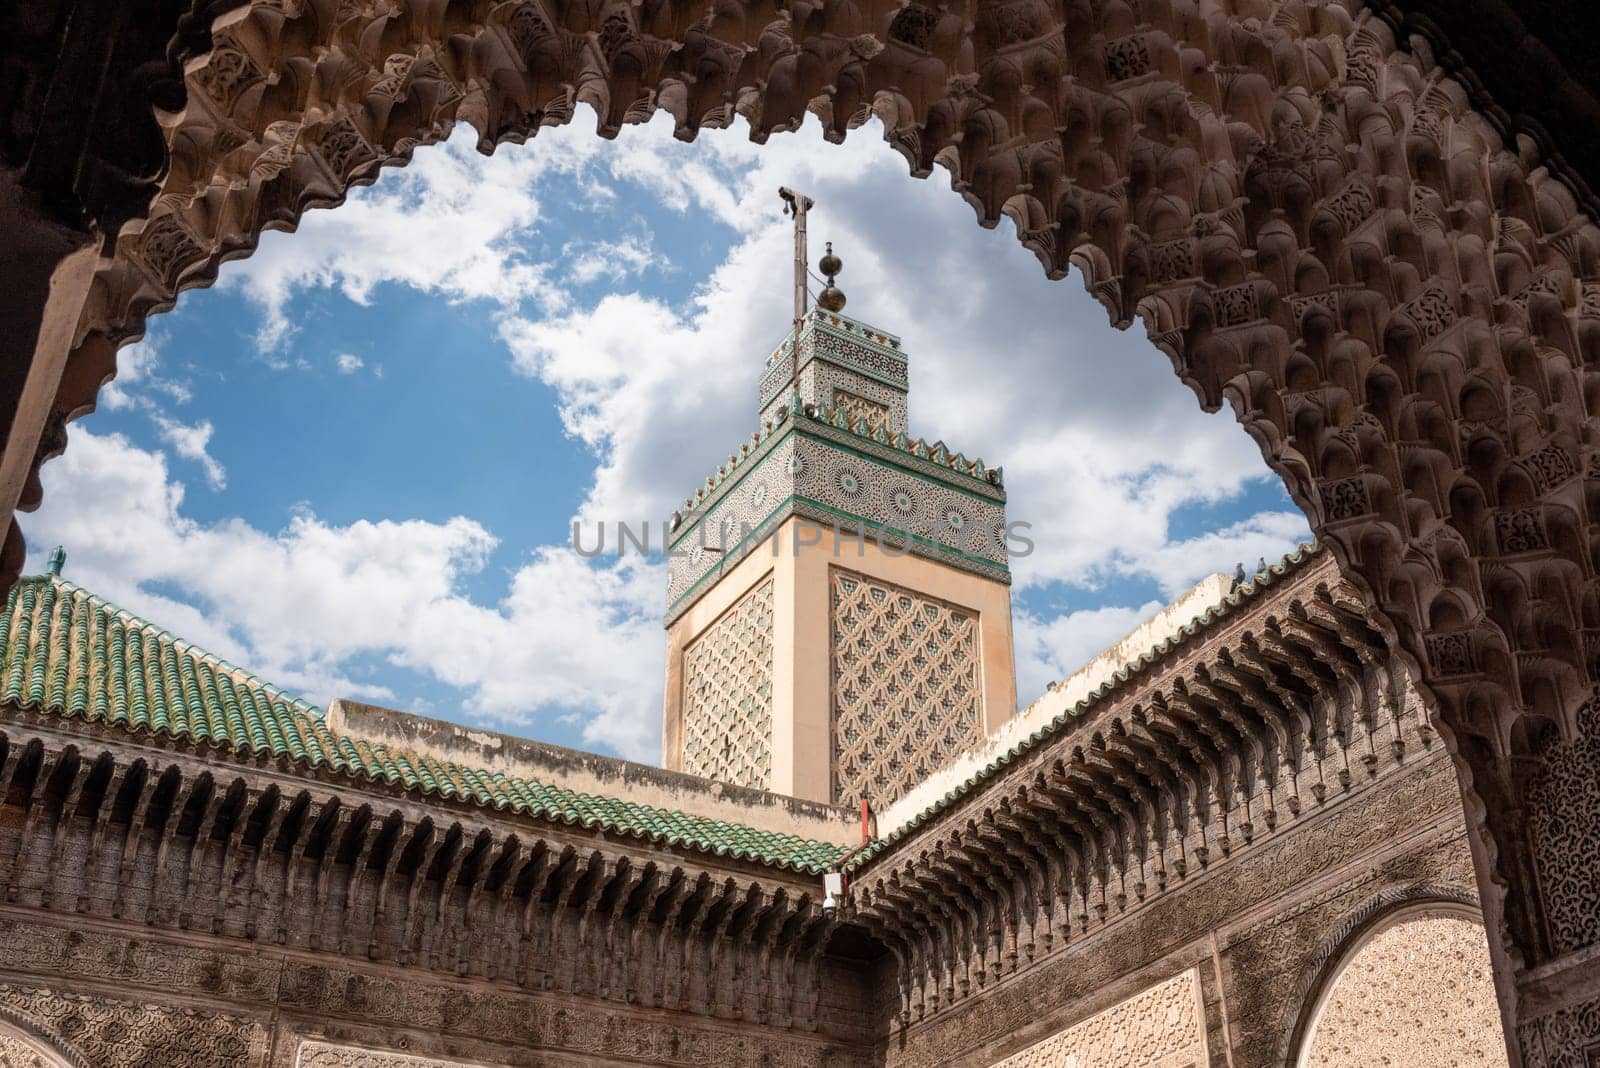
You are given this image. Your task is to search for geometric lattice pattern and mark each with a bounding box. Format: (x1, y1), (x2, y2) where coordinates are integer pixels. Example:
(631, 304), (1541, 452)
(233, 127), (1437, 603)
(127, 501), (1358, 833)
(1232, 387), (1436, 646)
(1303, 916), (1504, 1068)
(991, 969), (1206, 1068)
(681, 578), (775, 790)
(831, 570), (981, 808)
(833, 388), (890, 433)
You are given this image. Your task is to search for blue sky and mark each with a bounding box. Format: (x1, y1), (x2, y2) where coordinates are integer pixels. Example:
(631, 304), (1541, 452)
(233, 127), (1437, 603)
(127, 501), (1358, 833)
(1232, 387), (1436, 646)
(27, 110), (1310, 761)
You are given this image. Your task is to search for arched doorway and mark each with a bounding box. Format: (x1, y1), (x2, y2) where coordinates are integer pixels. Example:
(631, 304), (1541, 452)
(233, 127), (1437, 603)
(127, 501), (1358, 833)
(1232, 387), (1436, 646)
(1298, 904), (1505, 1068)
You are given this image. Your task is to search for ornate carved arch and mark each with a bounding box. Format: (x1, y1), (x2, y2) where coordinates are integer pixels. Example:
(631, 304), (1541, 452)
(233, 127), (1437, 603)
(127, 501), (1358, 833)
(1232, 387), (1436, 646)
(1275, 883), (1485, 1067)
(3, 0), (1600, 1061)
(0, 1002), (92, 1068)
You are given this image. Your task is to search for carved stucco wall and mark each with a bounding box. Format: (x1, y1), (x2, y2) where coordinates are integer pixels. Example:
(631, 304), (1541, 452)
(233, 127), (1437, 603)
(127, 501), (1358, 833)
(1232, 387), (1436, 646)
(831, 570), (982, 808)
(1300, 913), (1504, 1067)
(1524, 698), (1600, 959)
(680, 577), (775, 789)
(990, 970), (1206, 1068)
(0, 983), (267, 1067)
(295, 1041), (484, 1068)
(832, 390), (890, 436)
(0, 1026), (68, 1068)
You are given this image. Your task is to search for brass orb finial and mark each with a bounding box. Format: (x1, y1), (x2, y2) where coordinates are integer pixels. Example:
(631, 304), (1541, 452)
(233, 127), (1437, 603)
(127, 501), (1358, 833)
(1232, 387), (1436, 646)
(819, 242), (842, 280)
(817, 241), (846, 312)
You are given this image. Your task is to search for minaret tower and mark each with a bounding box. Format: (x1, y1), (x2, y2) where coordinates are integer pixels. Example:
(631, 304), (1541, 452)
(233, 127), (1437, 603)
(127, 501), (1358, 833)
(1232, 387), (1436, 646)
(661, 191), (1017, 809)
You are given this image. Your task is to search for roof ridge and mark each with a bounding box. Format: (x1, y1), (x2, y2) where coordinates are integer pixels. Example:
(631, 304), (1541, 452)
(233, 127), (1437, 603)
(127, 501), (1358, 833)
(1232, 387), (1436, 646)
(0, 572), (848, 873)
(850, 540), (1325, 868)
(17, 572), (325, 717)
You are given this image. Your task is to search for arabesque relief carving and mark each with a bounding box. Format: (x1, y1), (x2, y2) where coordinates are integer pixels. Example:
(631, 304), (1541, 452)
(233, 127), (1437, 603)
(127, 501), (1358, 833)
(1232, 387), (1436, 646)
(1301, 914), (1503, 1067)
(295, 1043), (483, 1068)
(990, 969), (1205, 1068)
(0, 1028), (67, 1068)
(4, 0), (1600, 1062)
(18, 4), (1597, 1021)
(0, 984), (266, 1068)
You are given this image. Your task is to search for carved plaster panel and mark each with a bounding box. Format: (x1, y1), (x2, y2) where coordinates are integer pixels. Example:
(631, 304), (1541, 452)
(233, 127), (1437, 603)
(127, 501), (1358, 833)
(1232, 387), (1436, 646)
(0, 983), (267, 1067)
(989, 969), (1205, 1068)
(1525, 700), (1600, 957)
(681, 577), (775, 789)
(0, 1028), (68, 1068)
(295, 1040), (487, 1068)
(1300, 915), (1503, 1067)
(1517, 988), (1600, 1068)
(831, 570), (983, 808)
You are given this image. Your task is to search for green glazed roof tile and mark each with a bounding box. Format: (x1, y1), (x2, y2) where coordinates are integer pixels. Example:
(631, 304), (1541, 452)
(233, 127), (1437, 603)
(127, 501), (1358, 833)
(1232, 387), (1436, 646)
(0, 573), (846, 874)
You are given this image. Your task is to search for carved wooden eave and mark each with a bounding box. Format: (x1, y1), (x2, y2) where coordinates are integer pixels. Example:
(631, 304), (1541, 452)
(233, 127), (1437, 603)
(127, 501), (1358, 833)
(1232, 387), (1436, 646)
(0, 705), (879, 1056)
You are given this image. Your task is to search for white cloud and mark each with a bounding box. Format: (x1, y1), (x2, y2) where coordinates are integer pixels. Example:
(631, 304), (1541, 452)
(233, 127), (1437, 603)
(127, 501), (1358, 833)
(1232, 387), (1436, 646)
(101, 337), (161, 411)
(335, 352), (364, 374)
(493, 112), (1308, 592)
(1124, 512), (1314, 596)
(41, 110), (1314, 764)
(25, 428), (665, 759)
(565, 235), (661, 285)
(1013, 600), (1168, 707)
(153, 416), (226, 490)
(214, 123), (614, 350)
(101, 334), (192, 411)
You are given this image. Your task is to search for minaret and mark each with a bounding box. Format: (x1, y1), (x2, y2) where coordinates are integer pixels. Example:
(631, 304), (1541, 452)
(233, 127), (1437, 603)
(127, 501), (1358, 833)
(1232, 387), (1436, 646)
(661, 191), (1017, 809)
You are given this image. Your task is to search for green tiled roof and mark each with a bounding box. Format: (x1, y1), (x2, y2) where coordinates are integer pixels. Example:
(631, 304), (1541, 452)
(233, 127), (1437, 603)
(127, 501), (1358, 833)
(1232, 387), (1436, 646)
(849, 542), (1326, 868)
(0, 573), (846, 874)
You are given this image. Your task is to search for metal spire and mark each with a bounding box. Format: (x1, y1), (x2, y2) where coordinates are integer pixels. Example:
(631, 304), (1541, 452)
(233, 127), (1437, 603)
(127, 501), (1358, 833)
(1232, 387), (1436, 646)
(778, 187), (814, 334)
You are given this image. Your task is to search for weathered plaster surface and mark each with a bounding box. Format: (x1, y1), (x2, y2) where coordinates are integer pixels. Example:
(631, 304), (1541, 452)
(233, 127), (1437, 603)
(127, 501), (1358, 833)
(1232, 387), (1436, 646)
(990, 969), (1207, 1068)
(326, 698), (858, 846)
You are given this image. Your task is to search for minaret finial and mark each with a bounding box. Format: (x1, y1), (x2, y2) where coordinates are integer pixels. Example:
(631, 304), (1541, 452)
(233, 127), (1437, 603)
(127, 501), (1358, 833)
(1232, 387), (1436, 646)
(46, 546), (65, 577)
(778, 187), (815, 333)
(817, 241), (846, 312)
